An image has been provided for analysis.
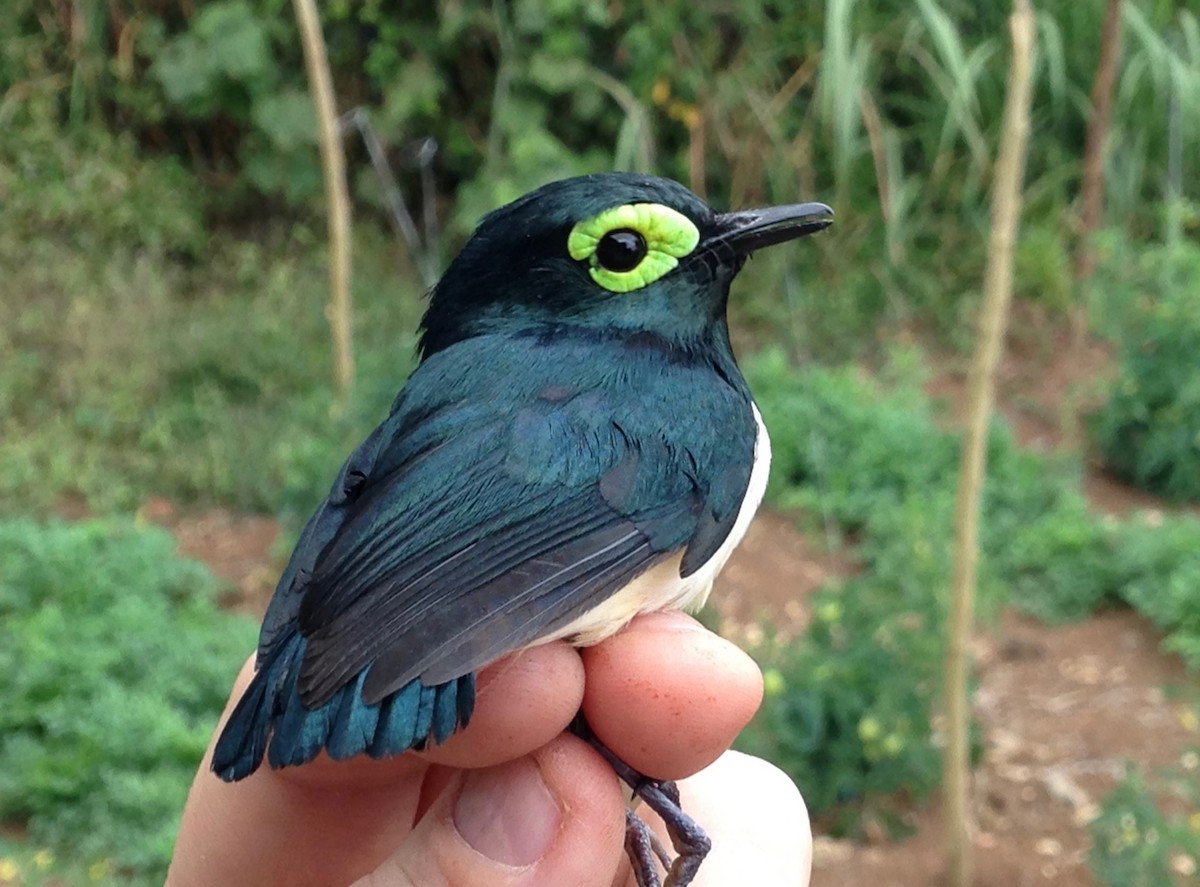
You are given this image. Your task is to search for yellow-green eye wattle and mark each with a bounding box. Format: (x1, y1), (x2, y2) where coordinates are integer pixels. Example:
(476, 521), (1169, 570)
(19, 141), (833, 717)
(567, 203), (701, 293)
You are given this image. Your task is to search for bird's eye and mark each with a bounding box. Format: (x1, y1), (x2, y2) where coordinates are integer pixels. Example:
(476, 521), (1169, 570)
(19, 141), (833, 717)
(567, 203), (700, 294)
(595, 229), (648, 272)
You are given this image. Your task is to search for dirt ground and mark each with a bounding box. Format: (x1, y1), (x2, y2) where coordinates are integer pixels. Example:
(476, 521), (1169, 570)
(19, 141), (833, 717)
(147, 325), (1200, 886)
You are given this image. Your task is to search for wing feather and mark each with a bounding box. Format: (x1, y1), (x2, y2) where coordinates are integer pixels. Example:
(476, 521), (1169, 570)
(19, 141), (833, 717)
(279, 335), (756, 714)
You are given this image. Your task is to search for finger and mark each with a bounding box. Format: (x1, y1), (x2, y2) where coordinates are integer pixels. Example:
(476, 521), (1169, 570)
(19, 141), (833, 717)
(282, 640), (586, 787)
(357, 733), (625, 887)
(415, 641), (584, 769)
(167, 656), (422, 887)
(580, 611), (764, 780)
(614, 751), (812, 887)
(168, 640), (585, 887)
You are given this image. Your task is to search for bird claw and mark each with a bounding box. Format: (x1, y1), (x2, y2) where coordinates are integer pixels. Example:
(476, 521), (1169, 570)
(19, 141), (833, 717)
(625, 808), (669, 887)
(572, 717), (711, 887)
(633, 778), (711, 887)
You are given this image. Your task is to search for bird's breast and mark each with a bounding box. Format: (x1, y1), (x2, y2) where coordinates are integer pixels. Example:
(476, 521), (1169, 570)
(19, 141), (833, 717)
(538, 403), (771, 647)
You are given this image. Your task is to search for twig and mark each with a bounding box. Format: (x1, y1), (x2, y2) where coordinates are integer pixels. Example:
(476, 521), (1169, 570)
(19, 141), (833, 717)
(942, 2), (1036, 885)
(416, 137), (440, 273)
(293, 0), (354, 410)
(1074, 0), (1124, 286)
(339, 108), (438, 288)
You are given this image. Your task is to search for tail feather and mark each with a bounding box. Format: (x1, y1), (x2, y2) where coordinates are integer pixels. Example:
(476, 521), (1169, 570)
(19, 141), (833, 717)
(432, 682), (461, 745)
(370, 680), (423, 757)
(268, 641), (335, 769)
(211, 633), (476, 781)
(327, 671), (379, 761)
(211, 667), (273, 782)
(411, 683), (437, 750)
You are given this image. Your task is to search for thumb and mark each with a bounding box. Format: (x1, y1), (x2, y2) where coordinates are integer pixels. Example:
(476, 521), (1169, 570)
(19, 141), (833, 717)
(355, 734), (626, 887)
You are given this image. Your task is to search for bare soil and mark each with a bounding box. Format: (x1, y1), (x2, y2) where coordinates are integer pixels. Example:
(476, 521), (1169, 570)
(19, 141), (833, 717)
(149, 325), (1200, 886)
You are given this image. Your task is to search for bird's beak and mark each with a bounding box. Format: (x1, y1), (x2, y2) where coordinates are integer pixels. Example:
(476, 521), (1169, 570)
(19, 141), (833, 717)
(706, 202), (834, 255)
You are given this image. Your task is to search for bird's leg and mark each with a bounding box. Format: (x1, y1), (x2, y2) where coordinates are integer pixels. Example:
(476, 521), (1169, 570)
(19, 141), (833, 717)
(570, 716), (711, 887)
(624, 808), (669, 887)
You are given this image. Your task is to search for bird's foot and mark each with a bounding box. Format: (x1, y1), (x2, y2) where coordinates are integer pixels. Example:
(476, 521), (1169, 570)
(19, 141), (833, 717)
(624, 808), (672, 887)
(571, 717), (711, 887)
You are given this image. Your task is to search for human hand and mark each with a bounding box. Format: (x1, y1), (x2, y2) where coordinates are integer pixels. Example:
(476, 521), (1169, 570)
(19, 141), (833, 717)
(167, 611), (812, 887)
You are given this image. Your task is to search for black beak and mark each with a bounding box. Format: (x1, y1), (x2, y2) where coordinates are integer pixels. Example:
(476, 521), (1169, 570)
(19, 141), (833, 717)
(706, 202), (834, 255)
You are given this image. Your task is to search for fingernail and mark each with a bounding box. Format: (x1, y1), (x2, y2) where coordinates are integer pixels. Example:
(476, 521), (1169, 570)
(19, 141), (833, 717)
(454, 758), (561, 866)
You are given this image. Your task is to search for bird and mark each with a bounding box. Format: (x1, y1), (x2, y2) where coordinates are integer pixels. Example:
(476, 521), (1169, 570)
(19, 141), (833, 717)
(211, 172), (832, 886)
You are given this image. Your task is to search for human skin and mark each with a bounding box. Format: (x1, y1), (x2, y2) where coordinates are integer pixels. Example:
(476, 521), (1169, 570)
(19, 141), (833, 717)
(167, 610), (813, 887)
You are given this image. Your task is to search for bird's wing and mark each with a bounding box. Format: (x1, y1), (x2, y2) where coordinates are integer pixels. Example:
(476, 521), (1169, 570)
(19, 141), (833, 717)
(268, 352), (754, 710)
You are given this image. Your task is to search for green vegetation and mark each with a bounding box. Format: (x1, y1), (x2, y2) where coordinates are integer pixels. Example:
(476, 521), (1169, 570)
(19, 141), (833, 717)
(0, 519), (257, 884)
(5, 0), (1199, 355)
(1089, 753), (1200, 886)
(0, 122), (426, 524)
(737, 348), (1200, 828)
(1090, 238), (1200, 502)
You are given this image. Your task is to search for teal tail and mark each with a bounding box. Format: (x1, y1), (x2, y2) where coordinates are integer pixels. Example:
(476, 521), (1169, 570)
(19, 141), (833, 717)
(211, 634), (475, 781)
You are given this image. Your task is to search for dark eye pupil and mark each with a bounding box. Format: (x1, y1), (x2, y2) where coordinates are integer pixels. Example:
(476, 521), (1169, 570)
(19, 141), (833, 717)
(595, 229), (647, 272)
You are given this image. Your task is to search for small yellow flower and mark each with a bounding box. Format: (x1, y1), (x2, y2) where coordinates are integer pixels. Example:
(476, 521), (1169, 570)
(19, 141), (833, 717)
(817, 601), (842, 624)
(89, 858), (114, 882)
(858, 716), (882, 742)
(651, 78), (670, 105)
(1120, 825), (1140, 846)
(1188, 811), (1200, 834)
(762, 667), (787, 698)
(1178, 707), (1199, 732)
(0, 858), (19, 881)
(665, 99), (699, 129)
(882, 732), (905, 757)
(33, 848), (54, 870)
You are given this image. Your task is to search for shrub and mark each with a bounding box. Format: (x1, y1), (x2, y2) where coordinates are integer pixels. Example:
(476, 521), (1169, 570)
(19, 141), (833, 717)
(0, 221), (422, 521)
(1113, 514), (1200, 670)
(0, 119), (205, 258)
(738, 350), (980, 822)
(1090, 239), (1200, 502)
(0, 519), (257, 883)
(1089, 753), (1200, 887)
(738, 346), (1200, 826)
(738, 579), (947, 829)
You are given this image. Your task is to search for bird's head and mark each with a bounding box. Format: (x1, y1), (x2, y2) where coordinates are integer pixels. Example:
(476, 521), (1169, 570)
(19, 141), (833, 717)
(418, 173), (832, 357)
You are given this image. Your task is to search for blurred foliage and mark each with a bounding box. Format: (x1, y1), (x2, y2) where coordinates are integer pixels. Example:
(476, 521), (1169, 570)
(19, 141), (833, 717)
(737, 347), (1200, 828)
(1089, 237), (1200, 502)
(1116, 515), (1200, 667)
(0, 519), (257, 883)
(0, 218), (423, 526)
(3, 0), (1199, 356)
(0, 116), (206, 257)
(1089, 751), (1200, 886)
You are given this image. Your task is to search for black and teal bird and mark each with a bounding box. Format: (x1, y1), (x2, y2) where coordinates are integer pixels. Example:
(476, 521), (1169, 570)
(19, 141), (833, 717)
(211, 172), (831, 885)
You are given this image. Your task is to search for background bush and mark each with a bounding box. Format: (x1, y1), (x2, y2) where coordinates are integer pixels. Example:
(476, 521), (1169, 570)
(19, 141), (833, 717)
(1089, 756), (1200, 886)
(4, 0), (1198, 356)
(737, 348), (1200, 825)
(0, 519), (257, 883)
(1089, 238), (1200, 502)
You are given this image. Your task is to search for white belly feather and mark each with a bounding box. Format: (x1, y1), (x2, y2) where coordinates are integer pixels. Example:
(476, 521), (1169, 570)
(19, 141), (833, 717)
(540, 403), (771, 647)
